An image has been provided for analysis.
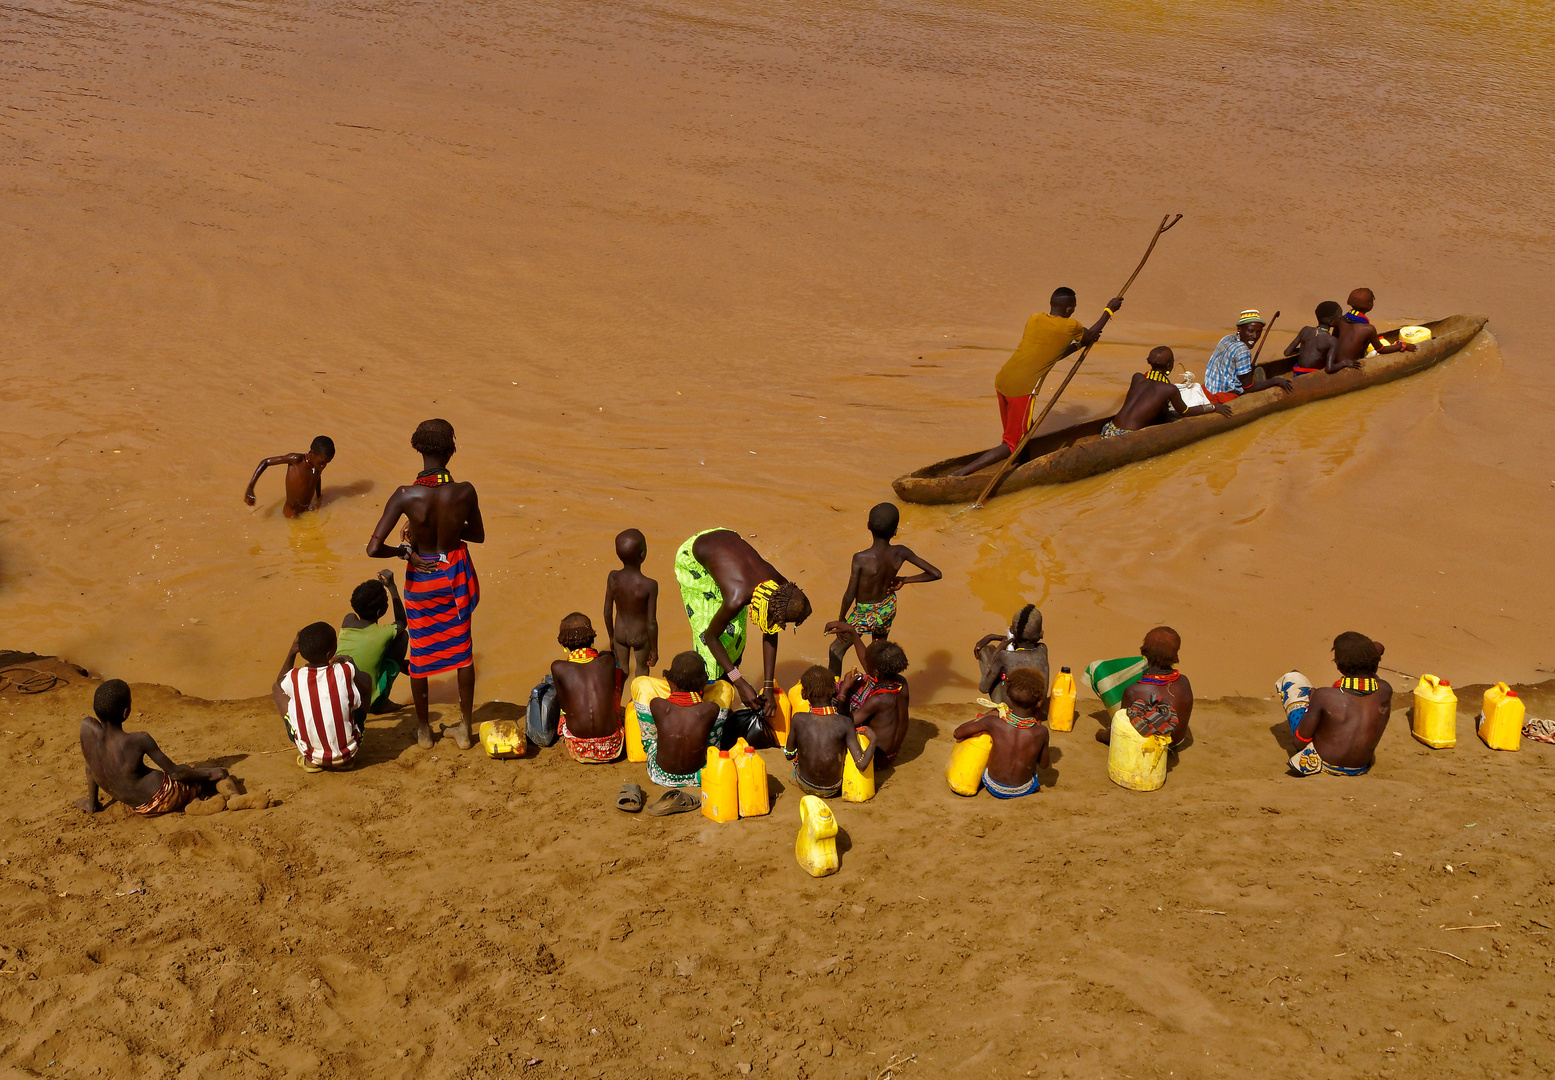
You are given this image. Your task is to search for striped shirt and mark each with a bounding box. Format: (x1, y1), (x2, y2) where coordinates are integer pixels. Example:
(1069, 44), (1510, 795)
(281, 661), (365, 767)
(1204, 333), (1253, 396)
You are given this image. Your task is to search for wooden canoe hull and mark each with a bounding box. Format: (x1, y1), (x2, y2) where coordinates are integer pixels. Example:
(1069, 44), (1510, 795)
(892, 314), (1488, 505)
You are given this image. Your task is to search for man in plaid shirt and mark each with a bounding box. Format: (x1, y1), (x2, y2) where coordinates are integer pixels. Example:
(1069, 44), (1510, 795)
(1204, 309), (1294, 403)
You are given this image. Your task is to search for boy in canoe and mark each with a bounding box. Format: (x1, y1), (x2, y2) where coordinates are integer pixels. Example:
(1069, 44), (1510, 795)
(952, 667), (1050, 799)
(1101, 347), (1231, 437)
(243, 435), (335, 517)
(1204, 310), (1295, 404)
(1334, 288), (1419, 365)
(952, 287), (1124, 475)
(785, 666), (876, 799)
(1283, 301), (1357, 376)
(827, 502), (941, 675)
(1275, 633), (1393, 776)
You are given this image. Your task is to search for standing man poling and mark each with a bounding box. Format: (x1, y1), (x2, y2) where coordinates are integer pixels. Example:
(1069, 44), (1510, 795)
(952, 287), (1123, 476)
(365, 419), (484, 750)
(675, 529), (811, 722)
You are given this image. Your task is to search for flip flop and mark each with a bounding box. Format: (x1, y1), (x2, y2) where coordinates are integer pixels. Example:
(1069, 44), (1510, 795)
(647, 789), (700, 817)
(616, 783), (646, 814)
(296, 754), (323, 774)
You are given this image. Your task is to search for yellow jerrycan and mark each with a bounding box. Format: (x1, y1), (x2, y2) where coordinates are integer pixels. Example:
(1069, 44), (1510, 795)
(1411, 675), (1457, 749)
(774, 682), (810, 743)
(699, 748), (740, 821)
(1106, 709), (1169, 791)
(1478, 683), (1524, 751)
(946, 733), (993, 796)
(478, 719), (525, 759)
(795, 795), (839, 877)
(1048, 667), (1077, 732)
(628, 676), (670, 763)
(842, 728), (875, 803)
(734, 739), (770, 817)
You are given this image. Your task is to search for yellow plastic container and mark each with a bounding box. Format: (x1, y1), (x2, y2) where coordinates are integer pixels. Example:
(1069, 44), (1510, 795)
(946, 733), (993, 796)
(1106, 709), (1170, 791)
(1365, 325), (1431, 357)
(842, 729), (875, 803)
(629, 676), (670, 764)
(624, 705), (648, 763)
(703, 680), (741, 712)
(1478, 683), (1524, 752)
(1411, 674), (1457, 749)
(478, 719), (525, 759)
(699, 747), (740, 821)
(734, 740), (770, 817)
(1048, 667), (1077, 732)
(795, 795), (839, 877)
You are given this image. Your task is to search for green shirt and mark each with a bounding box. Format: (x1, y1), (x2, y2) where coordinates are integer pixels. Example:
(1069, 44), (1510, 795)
(336, 622), (398, 683)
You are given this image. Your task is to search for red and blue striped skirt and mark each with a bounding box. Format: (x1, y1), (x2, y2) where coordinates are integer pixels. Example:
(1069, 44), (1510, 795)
(404, 543), (480, 679)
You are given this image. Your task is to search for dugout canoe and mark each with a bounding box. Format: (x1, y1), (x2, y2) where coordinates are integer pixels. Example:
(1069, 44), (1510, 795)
(892, 313), (1489, 505)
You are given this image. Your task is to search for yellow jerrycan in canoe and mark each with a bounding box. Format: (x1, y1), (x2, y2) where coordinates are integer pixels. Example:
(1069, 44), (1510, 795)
(1106, 709), (1169, 791)
(699, 748), (740, 822)
(842, 728), (875, 803)
(733, 739), (770, 817)
(795, 795), (839, 877)
(1411, 675), (1457, 749)
(1365, 324), (1431, 357)
(1048, 667), (1077, 732)
(946, 733), (993, 796)
(1478, 683), (1524, 752)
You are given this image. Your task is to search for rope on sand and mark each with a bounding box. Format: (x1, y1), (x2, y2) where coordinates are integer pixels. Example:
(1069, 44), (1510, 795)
(0, 666), (66, 694)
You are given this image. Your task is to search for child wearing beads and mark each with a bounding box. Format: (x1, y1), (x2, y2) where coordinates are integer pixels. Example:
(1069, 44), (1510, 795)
(1275, 633), (1393, 776)
(785, 666), (875, 799)
(953, 667), (1050, 799)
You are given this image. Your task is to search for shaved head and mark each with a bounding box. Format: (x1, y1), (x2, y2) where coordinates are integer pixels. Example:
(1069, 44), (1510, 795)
(1141, 626), (1181, 668)
(1346, 288), (1375, 311)
(1148, 346), (1174, 370)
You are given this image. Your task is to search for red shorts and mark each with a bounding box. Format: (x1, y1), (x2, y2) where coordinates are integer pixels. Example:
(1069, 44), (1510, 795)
(997, 392), (1034, 452)
(1206, 391), (1240, 404)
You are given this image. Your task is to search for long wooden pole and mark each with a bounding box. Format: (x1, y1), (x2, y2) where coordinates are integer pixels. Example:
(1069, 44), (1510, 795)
(1249, 310), (1280, 370)
(971, 213), (1182, 509)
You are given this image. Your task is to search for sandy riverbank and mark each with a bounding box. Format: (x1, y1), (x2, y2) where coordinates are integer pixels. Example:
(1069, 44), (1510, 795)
(3, 653), (1554, 1079)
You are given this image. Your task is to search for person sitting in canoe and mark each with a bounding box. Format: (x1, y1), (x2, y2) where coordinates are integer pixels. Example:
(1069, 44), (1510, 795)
(951, 286), (1124, 476)
(1100, 347), (1231, 437)
(1334, 288), (1419, 365)
(1204, 310), (1295, 404)
(1283, 301), (1356, 376)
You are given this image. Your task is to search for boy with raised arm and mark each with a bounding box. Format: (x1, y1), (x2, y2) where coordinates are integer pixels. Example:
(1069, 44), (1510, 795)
(550, 613), (624, 763)
(953, 667), (1050, 799)
(976, 603), (1050, 706)
(604, 528), (659, 682)
(243, 435), (335, 517)
(1284, 301), (1356, 376)
(335, 570), (409, 713)
(77, 679), (230, 816)
(1276, 633), (1394, 776)
(365, 419), (484, 750)
(828, 621), (911, 763)
(827, 502), (940, 675)
(784, 666), (875, 799)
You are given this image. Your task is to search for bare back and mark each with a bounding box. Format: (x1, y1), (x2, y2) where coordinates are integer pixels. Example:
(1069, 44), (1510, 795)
(550, 655), (619, 739)
(1300, 682), (1393, 769)
(1112, 374), (1184, 432)
(648, 698), (720, 775)
(853, 680), (910, 758)
(379, 481), (483, 554)
(851, 545), (912, 604)
(607, 568), (656, 648)
(953, 710), (1049, 787)
(79, 719), (167, 808)
(1334, 319), (1380, 364)
(693, 529), (782, 607)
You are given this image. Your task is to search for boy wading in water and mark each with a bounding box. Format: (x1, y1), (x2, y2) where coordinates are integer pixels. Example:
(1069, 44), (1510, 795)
(954, 667), (1050, 799)
(551, 614), (625, 763)
(77, 679), (232, 816)
(785, 666), (876, 799)
(243, 435), (335, 517)
(604, 528), (659, 682)
(1283, 301), (1356, 376)
(1276, 633), (1393, 776)
(827, 502), (940, 676)
(365, 419), (484, 750)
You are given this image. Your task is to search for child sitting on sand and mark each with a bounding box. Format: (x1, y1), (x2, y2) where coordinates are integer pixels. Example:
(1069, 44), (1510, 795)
(975, 604), (1050, 706)
(828, 621), (911, 764)
(953, 668), (1050, 799)
(273, 622), (373, 772)
(1276, 633), (1394, 776)
(785, 666), (876, 799)
(828, 502), (941, 675)
(77, 679), (231, 816)
(603, 528), (659, 682)
(551, 613), (624, 763)
(335, 570), (409, 713)
(641, 652), (728, 815)
(1100, 626), (1195, 752)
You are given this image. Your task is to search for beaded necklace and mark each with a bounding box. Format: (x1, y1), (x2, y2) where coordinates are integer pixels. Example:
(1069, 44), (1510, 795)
(565, 647), (599, 662)
(809, 706), (837, 715)
(1140, 669), (1180, 684)
(667, 691), (702, 706)
(1146, 369), (1170, 383)
(1343, 309), (1370, 324)
(414, 468), (454, 487)
(1339, 677), (1378, 694)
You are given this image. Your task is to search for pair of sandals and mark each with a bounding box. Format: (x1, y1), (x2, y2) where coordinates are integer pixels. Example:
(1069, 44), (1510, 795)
(616, 783), (698, 816)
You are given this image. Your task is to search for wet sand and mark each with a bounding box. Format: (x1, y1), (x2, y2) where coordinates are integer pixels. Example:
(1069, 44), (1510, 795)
(2, 0), (1553, 704)
(5, 660), (1555, 1078)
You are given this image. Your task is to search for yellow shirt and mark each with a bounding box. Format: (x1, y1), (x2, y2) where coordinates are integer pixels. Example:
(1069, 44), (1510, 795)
(993, 313), (1086, 397)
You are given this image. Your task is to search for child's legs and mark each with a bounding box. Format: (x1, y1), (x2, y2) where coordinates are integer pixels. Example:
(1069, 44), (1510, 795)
(827, 634), (850, 676)
(632, 647), (649, 679)
(613, 641), (632, 677)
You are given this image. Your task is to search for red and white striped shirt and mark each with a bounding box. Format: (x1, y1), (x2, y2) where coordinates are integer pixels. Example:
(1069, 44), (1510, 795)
(281, 661), (365, 768)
